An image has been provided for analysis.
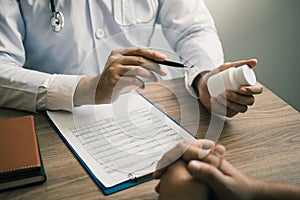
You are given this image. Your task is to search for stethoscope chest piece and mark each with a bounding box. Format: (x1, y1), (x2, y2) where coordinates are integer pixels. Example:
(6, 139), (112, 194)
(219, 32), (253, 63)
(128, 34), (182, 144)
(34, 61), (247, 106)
(50, 11), (64, 33)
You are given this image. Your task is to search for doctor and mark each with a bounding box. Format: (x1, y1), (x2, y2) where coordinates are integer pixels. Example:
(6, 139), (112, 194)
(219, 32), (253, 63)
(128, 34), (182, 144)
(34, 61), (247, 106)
(0, 0), (262, 116)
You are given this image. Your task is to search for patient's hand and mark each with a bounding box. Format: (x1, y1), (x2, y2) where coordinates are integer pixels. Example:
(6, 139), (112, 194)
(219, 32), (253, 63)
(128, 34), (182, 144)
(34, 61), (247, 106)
(154, 139), (226, 200)
(188, 153), (255, 200)
(153, 139), (216, 179)
(156, 159), (211, 200)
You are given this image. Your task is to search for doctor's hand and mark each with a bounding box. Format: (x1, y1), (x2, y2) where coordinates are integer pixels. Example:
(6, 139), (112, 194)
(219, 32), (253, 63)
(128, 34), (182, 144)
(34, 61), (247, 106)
(194, 59), (263, 117)
(74, 47), (167, 106)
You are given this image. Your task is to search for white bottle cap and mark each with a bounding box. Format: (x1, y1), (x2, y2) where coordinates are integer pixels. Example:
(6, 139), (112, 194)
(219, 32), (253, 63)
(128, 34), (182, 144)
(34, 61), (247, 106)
(237, 65), (256, 86)
(207, 65), (256, 97)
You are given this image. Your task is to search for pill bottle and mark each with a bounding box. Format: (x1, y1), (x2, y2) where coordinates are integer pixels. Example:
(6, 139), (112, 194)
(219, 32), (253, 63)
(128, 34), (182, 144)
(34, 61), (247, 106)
(207, 65), (256, 97)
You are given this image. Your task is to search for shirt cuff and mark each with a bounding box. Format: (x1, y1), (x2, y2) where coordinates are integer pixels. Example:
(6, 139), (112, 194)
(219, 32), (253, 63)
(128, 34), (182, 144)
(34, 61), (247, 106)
(184, 66), (212, 99)
(185, 68), (199, 98)
(42, 74), (82, 112)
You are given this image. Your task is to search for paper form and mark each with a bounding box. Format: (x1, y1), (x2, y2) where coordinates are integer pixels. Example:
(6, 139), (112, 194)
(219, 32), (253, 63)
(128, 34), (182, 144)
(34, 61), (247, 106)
(47, 91), (195, 188)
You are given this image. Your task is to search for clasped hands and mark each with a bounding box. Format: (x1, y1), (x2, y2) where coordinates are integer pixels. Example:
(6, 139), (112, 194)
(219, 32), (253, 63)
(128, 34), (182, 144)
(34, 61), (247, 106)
(153, 139), (256, 200)
(74, 47), (263, 117)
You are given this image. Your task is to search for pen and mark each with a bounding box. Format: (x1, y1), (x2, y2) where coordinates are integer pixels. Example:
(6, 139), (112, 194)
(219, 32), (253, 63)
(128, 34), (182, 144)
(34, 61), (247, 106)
(152, 59), (187, 68)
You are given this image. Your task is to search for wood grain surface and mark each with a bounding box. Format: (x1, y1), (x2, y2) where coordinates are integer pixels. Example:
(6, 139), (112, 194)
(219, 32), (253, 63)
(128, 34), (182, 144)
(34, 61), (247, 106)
(0, 78), (299, 199)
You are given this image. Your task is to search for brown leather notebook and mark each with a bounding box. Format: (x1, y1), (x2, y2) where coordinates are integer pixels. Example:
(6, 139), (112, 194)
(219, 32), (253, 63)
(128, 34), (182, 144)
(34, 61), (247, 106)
(0, 116), (46, 191)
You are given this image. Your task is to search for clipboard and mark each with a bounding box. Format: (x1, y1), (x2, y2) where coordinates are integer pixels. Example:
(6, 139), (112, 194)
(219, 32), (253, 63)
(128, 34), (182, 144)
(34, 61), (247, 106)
(46, 114), (153, 195)
(46, 91), (195, 195)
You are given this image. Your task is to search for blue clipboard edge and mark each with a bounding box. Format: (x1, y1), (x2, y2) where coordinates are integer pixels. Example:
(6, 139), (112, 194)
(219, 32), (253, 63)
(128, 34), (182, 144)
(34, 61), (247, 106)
(44, 112), (152, 195)
(44, 91), (196, 195)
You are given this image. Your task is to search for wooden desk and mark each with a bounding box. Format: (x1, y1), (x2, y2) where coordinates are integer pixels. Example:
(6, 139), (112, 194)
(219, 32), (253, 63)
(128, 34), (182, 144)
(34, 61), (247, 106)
(0, 78), (299, 199)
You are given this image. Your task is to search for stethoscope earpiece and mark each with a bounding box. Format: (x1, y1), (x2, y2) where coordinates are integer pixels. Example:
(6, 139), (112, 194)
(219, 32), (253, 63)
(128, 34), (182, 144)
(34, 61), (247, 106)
(50, 11), (64, 33)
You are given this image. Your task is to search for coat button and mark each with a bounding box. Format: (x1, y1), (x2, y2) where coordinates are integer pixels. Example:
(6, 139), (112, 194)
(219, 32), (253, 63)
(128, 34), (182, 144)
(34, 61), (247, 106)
(95, 29), (105, 39)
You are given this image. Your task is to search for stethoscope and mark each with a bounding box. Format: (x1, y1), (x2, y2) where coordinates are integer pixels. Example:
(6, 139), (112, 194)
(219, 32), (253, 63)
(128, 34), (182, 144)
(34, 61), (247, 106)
(50, 0), (64, 33)
(49, 0), (156, 32)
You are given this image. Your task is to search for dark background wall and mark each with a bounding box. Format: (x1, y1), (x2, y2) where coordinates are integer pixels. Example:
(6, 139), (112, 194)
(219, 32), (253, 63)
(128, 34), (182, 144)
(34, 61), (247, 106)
(151, 0), (300, 111)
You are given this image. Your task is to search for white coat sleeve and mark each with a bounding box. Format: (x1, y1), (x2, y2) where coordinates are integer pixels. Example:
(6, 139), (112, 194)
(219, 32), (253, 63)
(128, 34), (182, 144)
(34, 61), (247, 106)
(157, 0), (224, 97)
(0, 1), (80, 112)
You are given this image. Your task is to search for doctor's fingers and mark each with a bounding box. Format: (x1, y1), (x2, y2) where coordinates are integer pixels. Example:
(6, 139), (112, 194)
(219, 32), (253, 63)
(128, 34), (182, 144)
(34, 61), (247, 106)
(111, 76), (145, 95)
(115, 56), (167, 76)
(210, 98), (239, 118)
(222, 91), (255, 106)
(95, 76), (144, 104)
(218, 59), (258, 72)
(209, 59), (258, 78)
(117, 65), (159, 82)
(215, 94), (249, 114)
(239, 82), (263, 96)
(118, 47), (167, 61)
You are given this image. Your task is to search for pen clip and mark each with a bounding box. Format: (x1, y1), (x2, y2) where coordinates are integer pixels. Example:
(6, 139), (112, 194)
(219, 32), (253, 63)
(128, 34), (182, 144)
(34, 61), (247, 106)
(128, 173), (153, 183)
